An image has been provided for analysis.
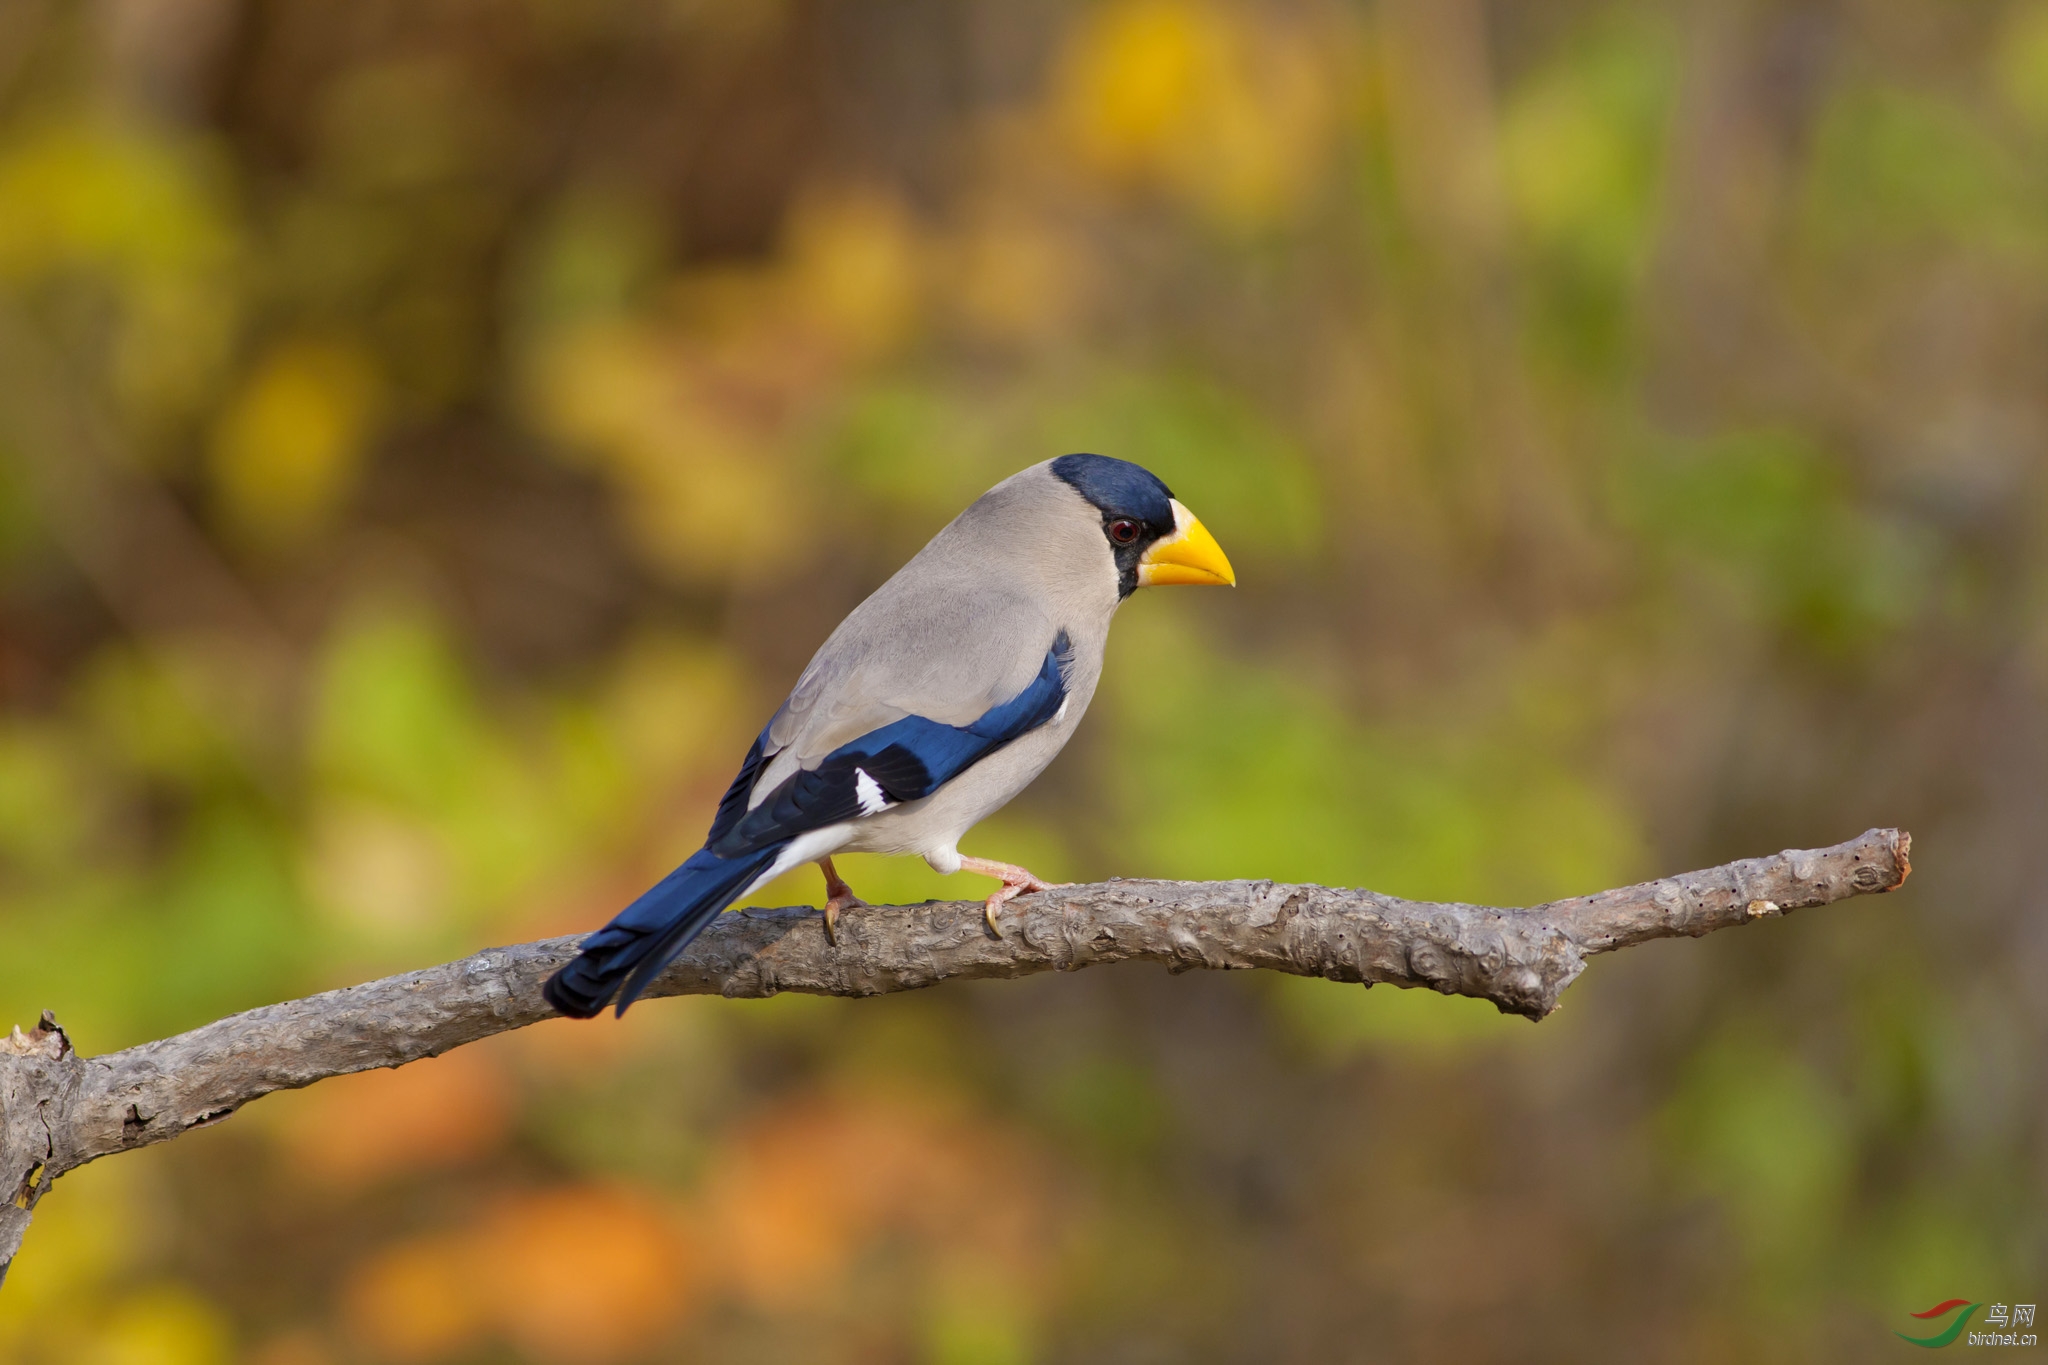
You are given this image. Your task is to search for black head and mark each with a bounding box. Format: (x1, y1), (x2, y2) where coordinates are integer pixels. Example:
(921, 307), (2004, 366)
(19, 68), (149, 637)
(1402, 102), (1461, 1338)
(1051, 454), (1177, 597)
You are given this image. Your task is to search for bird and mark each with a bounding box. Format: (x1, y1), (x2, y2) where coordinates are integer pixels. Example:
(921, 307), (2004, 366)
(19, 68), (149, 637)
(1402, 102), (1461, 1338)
(543, 454), (1236, 1018)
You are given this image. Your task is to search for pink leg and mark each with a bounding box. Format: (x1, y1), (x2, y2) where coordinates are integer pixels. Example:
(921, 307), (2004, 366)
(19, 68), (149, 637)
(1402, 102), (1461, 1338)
(817, 856), (866, 945)
(956, 856), (1065, 939)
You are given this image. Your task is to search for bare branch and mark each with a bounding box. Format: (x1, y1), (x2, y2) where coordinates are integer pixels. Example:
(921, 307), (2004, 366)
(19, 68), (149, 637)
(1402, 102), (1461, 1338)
(0, 828), (1909, 1282)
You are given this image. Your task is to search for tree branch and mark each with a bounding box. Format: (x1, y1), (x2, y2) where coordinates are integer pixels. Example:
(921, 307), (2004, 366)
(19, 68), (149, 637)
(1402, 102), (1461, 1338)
(1, 827), (1910, 1283)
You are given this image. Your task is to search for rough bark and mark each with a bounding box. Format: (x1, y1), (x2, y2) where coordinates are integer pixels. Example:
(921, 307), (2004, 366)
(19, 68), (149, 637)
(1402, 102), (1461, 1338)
(1, 827), (1910, 1284)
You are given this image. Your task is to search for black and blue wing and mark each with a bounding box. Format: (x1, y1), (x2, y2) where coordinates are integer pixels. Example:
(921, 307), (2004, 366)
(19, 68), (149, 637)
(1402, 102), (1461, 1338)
(542, 631), (1072, 1018)
(711, 631), (1071, 856)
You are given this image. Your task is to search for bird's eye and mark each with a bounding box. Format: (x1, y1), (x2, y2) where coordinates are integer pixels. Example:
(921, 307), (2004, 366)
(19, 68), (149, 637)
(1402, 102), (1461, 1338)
(1109, 519), (1141, 544)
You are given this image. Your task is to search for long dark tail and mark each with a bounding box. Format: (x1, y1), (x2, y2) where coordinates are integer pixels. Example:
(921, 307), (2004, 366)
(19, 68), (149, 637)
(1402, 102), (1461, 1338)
(544, 843), (782, 1018)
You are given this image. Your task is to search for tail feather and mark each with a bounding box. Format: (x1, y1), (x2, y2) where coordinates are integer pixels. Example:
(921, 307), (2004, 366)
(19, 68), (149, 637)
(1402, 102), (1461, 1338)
(544, 844), (782, 1018)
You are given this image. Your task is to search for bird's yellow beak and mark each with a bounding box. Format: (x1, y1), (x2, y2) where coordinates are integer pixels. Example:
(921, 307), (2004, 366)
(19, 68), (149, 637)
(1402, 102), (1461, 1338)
(1138, 499), (1236, 587)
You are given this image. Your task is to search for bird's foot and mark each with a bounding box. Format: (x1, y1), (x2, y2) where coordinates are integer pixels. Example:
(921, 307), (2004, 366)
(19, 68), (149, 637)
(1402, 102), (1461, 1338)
(956, 856), (1063, 939)
(822, 891), (867, 945)
(817, 856), (866, 946)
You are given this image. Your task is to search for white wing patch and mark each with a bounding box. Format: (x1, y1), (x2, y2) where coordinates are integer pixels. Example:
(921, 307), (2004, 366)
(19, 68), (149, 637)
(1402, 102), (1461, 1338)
(853, 767), (894, 817)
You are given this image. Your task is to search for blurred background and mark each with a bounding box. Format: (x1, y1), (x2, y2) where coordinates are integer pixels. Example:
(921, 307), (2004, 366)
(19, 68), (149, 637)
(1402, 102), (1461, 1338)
(0, 0), (2041, 1359)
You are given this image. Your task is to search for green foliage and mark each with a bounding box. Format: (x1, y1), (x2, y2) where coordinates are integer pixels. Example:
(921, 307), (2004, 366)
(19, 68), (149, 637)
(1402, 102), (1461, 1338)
(1802, 84), (2036, 259)
(1503, 13), (1676, 375)
(312, 601), (496, 811)
(829, 382), (1018, 522)
(0, 722), (101, 877)
(1617, 429), (1935, 654)
(1662, 1026), (1854, 1289)
(1105, 608), (1640, 904)
(1042, 1054), (1168, 1161)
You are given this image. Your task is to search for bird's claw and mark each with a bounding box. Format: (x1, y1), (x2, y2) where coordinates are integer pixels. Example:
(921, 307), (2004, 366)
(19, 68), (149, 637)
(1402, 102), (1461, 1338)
(970, 863), (1060, 940)
(821, 891), (866, 946)
(817, 856), (866, 947)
